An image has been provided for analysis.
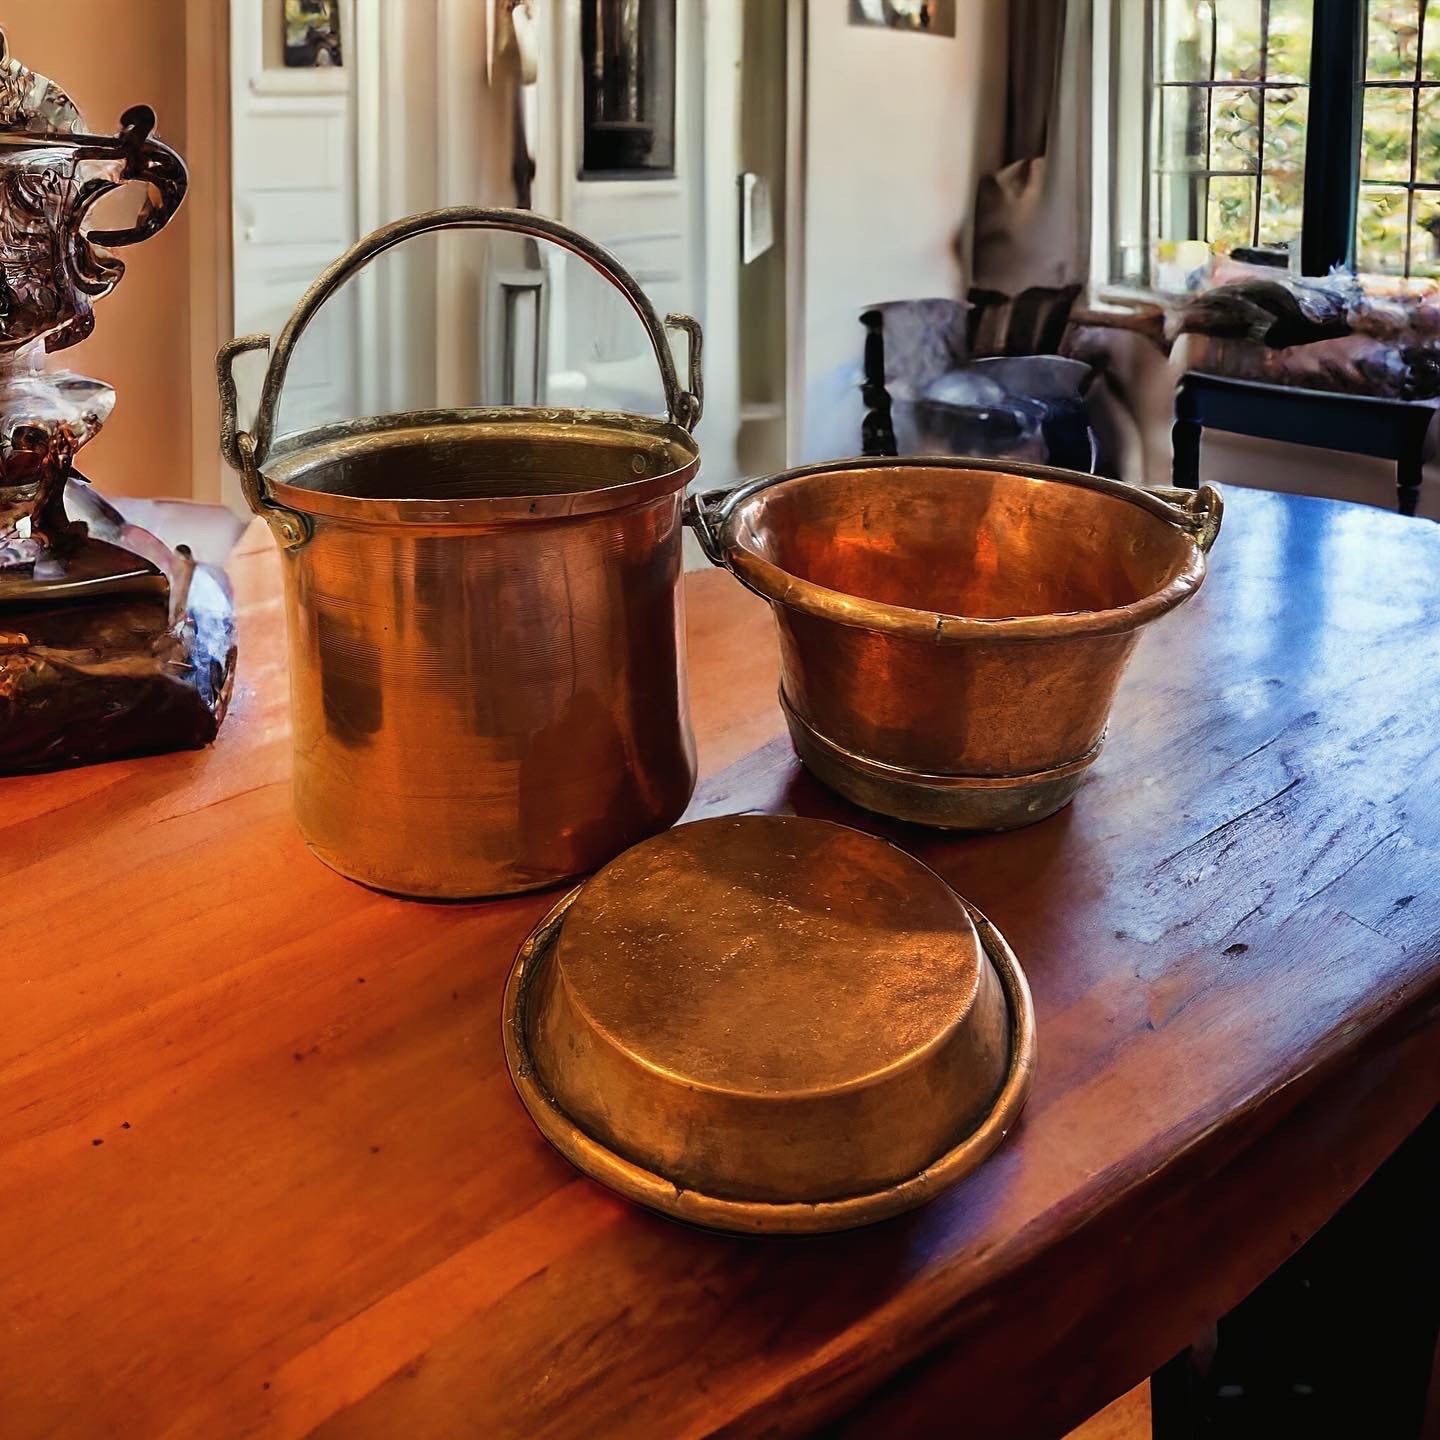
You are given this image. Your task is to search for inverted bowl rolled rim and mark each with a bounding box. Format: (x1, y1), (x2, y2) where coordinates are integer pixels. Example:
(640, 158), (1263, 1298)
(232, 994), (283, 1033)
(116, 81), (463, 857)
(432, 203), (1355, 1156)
(263, 405), (700, 526)
(715, 455), (1210, 643)
(502, 888), (1037, 1234)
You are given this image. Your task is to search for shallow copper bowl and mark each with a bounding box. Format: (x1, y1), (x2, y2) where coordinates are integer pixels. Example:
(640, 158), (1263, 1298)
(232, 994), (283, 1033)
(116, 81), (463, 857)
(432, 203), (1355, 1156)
(503, 815), (1036, 1234)
(689, 458), (1223, 829)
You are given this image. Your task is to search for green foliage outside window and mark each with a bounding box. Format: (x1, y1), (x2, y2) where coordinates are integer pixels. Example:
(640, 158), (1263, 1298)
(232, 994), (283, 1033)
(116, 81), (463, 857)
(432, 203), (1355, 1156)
(1155, 0), (1440, 276)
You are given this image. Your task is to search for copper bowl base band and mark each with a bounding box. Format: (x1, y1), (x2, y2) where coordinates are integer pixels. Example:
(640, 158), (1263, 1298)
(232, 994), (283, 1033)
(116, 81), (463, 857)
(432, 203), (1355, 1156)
(781, 690), (1104, 831)
(502, 888), (1037, 1235)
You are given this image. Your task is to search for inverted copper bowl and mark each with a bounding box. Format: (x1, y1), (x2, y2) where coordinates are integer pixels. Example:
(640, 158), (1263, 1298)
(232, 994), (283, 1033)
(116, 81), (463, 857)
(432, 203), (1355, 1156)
(503, 814), (1035, 1234)
(688, 458), (1223, 829)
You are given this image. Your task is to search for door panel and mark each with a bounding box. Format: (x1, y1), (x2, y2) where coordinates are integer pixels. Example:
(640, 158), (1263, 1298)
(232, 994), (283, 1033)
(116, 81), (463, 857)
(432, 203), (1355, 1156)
(229, 2), (358, 458)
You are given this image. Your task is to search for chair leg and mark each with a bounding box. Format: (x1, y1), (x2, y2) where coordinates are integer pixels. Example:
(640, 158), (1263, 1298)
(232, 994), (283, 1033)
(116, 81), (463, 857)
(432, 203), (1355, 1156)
(1396, 427), (1424, 517)
(1172, 418), (1202, 490)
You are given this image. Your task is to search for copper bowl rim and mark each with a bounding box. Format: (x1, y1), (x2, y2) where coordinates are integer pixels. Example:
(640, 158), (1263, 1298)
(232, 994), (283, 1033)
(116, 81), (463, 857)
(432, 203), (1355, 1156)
(502, 887), (1038, 1235)
(263, 406), (700, 526)
(699, 456), (1222, 644)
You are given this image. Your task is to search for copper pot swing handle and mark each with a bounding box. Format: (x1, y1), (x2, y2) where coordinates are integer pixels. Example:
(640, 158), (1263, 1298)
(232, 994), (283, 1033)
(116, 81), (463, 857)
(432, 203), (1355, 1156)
(215, 333), (310, 548)
(217, 205), (703, 492)
(218, 205), (702, 466)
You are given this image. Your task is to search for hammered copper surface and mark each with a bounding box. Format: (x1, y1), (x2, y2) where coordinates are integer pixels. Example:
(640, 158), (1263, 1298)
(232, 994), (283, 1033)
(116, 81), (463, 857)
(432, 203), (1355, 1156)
(505, 815), (1036, 1232)
(265, 410), (698, 898)
(691, 459), (1223, 829)
(217, 208), (705, 897)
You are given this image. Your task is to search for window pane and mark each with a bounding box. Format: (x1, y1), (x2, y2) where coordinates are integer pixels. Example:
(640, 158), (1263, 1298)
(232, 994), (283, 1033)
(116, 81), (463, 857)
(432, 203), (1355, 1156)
(1158, 172), (1209, 242)
(1369, 0), (1422, 81)
(1423, 0), (1440, 78)
(1258, 84), (1309, 245)
(1159, 0), (1215, 80)
(1160, 85), (1215, 169)
(1213, 0), (1265, 80)
(1159, 0), (1267, 82)
(1362, 86), (1416, 179)
(1262, 83), (1308, 173)
(1417, 85), (1440, 179)
(1357, 183), (1411, 271)
(1207, 173), (1258, 249)
(1266, 0), (1313, 82)
(1160, 170), (1259, 251)
(1258, 169), (1306, 245)
(1211, 88), (1264, 169)
(1410, 189), (1440, 272)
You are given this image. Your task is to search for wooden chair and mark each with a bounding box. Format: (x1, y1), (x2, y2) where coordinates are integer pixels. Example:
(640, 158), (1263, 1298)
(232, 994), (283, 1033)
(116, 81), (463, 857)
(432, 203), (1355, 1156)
(860, 287), (1090, 467)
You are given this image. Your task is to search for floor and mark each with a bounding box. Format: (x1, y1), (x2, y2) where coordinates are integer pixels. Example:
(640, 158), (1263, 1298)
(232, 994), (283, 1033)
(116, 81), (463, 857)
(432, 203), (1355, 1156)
(1066, 1383), (1150, 1439)
(1197, 429), (1440, 521)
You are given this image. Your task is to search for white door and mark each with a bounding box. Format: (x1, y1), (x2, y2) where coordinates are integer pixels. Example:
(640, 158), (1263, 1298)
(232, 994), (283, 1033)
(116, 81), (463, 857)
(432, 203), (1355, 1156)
(228, 0), (359, 478)
(535, 0), (736, 470)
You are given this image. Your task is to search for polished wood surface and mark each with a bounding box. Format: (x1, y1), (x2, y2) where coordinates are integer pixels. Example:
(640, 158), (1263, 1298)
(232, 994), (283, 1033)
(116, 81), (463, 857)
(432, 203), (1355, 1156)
(3, 488), (1438, 1438)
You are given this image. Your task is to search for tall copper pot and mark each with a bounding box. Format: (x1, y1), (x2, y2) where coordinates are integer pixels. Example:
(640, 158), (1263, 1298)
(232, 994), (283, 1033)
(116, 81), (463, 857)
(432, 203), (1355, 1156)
(218, 208), (703, 898)
(689, 458), (1223, 830)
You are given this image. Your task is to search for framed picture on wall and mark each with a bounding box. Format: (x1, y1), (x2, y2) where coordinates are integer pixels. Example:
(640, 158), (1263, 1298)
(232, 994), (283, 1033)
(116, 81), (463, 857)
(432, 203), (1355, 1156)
(284, 0), (343, 67)
(848, 0), (956, 37)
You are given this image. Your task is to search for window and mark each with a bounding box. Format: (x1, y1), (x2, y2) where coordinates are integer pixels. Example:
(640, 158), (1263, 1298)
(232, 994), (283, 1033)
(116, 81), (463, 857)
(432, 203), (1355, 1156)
(1103, 0), (1440, 284)
(1358, 1), (1440, 274)
(1154, 0), (1312, 255)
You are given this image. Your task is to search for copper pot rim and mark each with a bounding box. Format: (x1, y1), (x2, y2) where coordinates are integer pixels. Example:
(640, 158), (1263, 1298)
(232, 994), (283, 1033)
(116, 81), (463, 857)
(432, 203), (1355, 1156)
(703, 456), (1222, 644)
(262, 407), (701, 526)
(502, 885), (1038, 1235)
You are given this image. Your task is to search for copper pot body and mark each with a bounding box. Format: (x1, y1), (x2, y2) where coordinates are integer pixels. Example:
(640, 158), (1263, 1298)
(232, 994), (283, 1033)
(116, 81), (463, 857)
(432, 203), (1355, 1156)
(257, 413), (699, 897)
(691, 458), (1223, 829)
(217, 208), (707, 896)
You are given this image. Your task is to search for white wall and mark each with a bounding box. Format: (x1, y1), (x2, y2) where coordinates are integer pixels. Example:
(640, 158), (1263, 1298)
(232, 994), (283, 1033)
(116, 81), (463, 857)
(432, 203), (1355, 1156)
(799, 0), (1006, 461)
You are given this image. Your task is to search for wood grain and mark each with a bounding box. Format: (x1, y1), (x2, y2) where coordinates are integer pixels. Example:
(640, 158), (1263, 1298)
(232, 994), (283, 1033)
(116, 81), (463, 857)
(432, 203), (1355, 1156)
(1, 490), (1437, 1439)
(1065, 1384), (1148, 1440)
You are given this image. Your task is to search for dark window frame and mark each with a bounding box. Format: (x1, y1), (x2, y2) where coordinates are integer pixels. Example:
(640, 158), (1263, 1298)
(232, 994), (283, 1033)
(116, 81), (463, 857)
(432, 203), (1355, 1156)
(1301, 0), (1365, 274)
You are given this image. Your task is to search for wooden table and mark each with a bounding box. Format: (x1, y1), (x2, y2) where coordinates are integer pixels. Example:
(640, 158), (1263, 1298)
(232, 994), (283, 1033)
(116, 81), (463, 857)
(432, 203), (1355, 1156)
(3, 488), (1438, 1439)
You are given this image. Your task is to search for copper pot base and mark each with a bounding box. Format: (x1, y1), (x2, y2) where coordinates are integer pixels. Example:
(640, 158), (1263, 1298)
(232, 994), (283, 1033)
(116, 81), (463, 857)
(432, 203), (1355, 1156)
(303, 841), (584, 903)
(783, 691), (1103, 831)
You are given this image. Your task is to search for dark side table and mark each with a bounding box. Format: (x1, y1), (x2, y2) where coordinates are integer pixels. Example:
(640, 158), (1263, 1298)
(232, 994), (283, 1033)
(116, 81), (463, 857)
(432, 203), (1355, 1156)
(1172, 371), (1435, 517)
